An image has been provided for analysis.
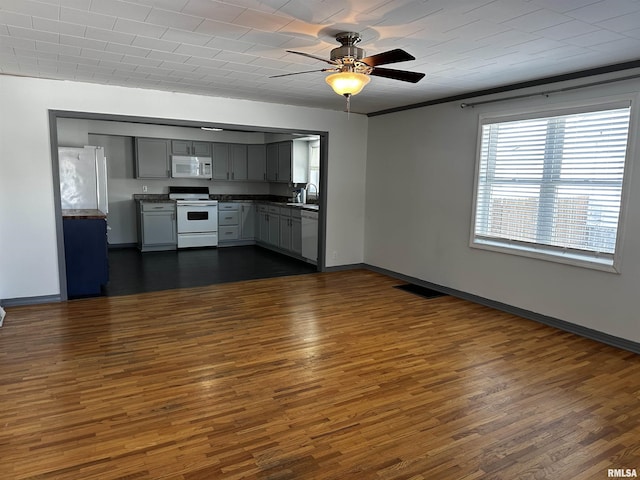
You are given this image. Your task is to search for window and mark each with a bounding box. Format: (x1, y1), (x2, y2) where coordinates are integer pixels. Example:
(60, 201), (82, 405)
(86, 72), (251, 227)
(471, 102), (632, 271)
(307, 141), (320, 200)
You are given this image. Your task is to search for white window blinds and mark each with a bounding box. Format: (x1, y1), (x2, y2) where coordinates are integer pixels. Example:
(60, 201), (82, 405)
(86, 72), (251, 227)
(472, 104), (631, 268)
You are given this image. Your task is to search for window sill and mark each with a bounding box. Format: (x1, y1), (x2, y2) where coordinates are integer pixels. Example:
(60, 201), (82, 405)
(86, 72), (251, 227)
(471, 238), (620, 274)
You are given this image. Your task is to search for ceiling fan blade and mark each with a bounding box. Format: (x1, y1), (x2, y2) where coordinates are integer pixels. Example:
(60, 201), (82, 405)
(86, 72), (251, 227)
(269, 69), (333, 78)
(286, 50), (338, 65)
(370, 67), (425, 83)
(360, 48), (415, 67)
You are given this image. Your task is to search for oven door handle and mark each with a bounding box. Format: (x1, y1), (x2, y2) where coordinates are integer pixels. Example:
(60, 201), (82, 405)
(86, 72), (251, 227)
(178, 202), (216, 207)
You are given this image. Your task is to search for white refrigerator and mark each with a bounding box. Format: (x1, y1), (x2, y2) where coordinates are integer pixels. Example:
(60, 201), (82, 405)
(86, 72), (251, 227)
(58, 146), (108, 214)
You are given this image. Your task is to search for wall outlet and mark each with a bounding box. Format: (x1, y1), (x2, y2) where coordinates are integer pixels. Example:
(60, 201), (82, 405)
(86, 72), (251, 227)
(332, 251), (338, 261)
(142, 185), (148, 193)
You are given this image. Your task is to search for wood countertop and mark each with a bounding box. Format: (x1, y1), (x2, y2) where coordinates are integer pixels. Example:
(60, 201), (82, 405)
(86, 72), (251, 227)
(62, 209), (107, 219)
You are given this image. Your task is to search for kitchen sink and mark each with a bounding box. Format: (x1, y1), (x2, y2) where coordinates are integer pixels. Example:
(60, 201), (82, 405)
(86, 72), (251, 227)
(286, 202), (319, 210)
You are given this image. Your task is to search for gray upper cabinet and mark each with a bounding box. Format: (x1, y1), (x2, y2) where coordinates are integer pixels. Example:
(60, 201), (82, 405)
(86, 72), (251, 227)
(277, 141), (292, 184)
(171, 140), (211, 156)
(135, 137), (170, 178)
(212, 143), (230, 180)
(265, 141), (308, 184)
(213, 143), (249, 181)
(230, 144), (248, 181)
(266, 143), (279, 182)
(247, 144), (266, 181)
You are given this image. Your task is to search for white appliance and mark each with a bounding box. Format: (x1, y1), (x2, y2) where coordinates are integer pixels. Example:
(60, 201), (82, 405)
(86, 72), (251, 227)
(301, 210), (318, 262)
(169, 186), (218, 248)
(58, 146), (108, 214)
(171, 155), (212, 179)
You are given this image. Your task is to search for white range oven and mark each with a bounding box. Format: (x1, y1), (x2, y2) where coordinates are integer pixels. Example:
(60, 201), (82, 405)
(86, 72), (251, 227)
(169, 186), (218, 248)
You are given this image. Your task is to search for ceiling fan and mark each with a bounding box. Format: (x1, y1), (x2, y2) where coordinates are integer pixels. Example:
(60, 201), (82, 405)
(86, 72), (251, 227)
(272, 32), (425, 110)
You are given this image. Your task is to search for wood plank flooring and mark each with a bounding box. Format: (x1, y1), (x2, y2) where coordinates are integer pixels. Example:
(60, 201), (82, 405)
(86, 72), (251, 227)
(1, 270), (639, 479)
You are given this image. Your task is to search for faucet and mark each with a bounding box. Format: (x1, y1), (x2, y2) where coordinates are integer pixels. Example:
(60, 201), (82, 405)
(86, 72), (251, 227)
(305, 183), (319, 203)
(291, 187), (302, 203)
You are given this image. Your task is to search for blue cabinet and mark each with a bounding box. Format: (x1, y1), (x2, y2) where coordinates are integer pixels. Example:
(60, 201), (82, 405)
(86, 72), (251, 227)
(63, 218), (108, 298)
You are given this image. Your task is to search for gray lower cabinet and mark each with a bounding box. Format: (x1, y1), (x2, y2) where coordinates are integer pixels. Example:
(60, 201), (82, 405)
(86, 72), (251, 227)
(218, 203), (240, 244)
(218, 202), (256, 245)
(279, 208), (292, 251)
(291, 210), (302, 255)
(240, 203), (256, 240)
(258, 204), (280, 246)
(268, 206), (280, 246)
(222, 202), (307, 259)
(256, 204), (304, 256)
(278, 207), (302, 255)
(135, 137), (170, 178)
(137, 201), (176, 252)
(258, 205), (269, 244)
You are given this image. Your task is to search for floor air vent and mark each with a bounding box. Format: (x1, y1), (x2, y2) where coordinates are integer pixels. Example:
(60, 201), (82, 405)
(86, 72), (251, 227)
(394, 284), (448, 299)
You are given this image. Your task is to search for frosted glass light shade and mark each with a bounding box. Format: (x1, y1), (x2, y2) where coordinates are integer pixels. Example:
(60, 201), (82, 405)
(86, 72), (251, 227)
(325, 72), (371, 96)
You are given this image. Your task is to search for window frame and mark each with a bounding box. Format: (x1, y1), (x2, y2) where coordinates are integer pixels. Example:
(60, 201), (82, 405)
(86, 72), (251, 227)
(469, 96), (638, 273)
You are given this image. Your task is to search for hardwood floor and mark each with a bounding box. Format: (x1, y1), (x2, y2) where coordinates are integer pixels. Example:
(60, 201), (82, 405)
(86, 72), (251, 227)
(1, 270), (639, 479)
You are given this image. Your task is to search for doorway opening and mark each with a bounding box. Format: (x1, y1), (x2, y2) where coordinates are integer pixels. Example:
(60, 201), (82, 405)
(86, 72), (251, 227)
(50, 110), (328, 300)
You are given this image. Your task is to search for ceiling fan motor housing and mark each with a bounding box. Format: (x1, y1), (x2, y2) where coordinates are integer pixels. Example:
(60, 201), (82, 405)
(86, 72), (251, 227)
(330, 32), (366, 63)
(330, 45), (366, 62)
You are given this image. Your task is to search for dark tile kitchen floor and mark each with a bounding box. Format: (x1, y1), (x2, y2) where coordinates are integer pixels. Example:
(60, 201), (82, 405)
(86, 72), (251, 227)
(102, 245), (318, 297)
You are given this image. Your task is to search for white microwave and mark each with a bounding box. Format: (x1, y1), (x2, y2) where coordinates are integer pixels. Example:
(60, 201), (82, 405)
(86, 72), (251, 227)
(171, 155), (212, 179)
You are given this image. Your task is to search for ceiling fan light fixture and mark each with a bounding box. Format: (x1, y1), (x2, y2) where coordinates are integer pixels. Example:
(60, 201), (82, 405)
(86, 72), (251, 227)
(325, 72), (370, 96)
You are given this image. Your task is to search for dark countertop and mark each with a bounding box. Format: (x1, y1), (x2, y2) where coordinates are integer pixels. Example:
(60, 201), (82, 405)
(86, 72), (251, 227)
(62, 209), (107, 219)
(133, 194), (288, 202)
(133, 194), (171, 203)
(132, 194), (319, 210)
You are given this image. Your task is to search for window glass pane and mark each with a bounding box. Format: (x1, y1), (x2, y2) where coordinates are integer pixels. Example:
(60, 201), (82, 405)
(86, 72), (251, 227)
(473, 104), (631, 265)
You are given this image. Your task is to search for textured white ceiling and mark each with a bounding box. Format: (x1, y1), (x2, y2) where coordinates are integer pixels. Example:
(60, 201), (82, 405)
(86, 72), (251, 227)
(2, 0), (640, 114)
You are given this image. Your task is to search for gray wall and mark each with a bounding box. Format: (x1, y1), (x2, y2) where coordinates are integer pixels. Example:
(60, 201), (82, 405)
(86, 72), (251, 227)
(0, 76), (367, 301)
(365, 76), (640, 344)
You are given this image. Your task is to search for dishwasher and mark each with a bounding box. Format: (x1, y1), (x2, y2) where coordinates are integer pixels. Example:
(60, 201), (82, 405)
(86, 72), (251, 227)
(301, 210), (318, 263)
